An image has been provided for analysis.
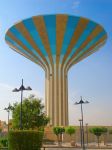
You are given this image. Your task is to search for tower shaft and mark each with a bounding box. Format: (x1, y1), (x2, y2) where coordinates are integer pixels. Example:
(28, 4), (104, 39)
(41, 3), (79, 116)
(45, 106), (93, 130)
(45, 66), (68, 126)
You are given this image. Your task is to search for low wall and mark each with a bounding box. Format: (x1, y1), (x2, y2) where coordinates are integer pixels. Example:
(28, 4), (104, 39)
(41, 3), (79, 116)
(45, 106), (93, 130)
(44, 126), (112, 144)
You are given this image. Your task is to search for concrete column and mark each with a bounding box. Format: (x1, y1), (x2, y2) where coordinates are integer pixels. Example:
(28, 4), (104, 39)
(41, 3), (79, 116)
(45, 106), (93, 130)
(45, 65), (68, 126)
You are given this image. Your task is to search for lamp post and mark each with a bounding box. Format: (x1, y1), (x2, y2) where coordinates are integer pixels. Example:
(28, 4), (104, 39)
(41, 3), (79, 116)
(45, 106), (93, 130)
(74, 96), (89, 150)
(4, 103), (13, 132)
(79, 119), (82, 147)
(86, 123), (88, 147)
(12, 79), (32, 130)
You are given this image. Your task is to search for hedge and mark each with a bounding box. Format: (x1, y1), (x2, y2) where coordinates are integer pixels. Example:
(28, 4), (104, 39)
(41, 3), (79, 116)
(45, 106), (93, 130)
(8, 130), (44, 150)
(0, 137), (8, 148)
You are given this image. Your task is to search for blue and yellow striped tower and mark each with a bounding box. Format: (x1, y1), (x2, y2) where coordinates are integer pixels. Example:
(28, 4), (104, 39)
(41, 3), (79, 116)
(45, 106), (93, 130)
(5, 14), (107, 126)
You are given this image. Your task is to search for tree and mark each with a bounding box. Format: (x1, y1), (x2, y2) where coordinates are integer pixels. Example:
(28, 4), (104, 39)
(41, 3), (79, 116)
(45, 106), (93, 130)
(0, 128), (2, 137)
(11, 95), (49, 129)
(53, 126), (65, 145)
(0, 128), (2, 133)
(65, 126), (76, 140)
(101, 127), (108, 145)
(109, 129), (112, 134)
(89, 127), (106, 147)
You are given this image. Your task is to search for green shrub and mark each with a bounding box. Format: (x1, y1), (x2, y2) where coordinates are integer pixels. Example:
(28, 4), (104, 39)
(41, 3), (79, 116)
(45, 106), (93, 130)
(89, 127), (107, 147)
(53, 126), (65, 145)
(53, 126), (65, 136)
(65, 126), (76, 136)
(109, 129), (112, 134)
(0, 137), (8, 147)
(8, 130), (44, 150)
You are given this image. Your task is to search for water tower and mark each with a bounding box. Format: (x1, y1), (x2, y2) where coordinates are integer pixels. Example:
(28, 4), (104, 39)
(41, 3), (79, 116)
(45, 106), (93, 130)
(5, 14), (107, 126)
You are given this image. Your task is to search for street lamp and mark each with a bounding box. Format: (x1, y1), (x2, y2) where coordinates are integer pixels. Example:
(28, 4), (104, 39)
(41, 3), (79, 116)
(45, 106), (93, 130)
(4, 103), (13, 132)
(74, 96), (89, 150)
(85, 123), (88, 147)
(79, 119), (82, 147)
(12, 79), (32, 129)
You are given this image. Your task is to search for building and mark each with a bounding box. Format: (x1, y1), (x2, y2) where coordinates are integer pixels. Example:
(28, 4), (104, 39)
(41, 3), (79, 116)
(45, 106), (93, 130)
(0, 120), (8, 135)
(5, 14), (107, 126)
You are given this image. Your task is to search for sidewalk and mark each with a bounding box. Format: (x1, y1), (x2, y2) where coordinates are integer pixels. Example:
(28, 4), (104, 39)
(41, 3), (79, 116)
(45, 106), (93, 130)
(42, 148), (112, 150)
(42, 142), (112, 150)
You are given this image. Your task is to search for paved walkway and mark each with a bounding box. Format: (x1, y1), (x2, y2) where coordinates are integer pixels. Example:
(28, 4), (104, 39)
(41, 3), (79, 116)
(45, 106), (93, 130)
(42, 142), (112, 150)
(1, 148), (112, 150)
(42, 146), (112, 150)
(42, 148), (112, 150)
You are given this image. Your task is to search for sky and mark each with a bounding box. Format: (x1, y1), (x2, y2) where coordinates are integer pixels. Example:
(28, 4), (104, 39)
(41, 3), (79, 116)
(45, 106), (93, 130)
(0, 0), (112, 126)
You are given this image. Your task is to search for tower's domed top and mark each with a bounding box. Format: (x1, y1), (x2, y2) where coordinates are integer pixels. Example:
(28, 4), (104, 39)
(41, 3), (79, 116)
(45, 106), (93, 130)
(5, 14), (107, 71)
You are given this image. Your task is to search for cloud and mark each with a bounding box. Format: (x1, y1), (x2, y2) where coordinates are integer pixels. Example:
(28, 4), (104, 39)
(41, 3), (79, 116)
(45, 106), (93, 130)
(0, 82), (44, 122)
(0, 83), (43, 100)
(73, 0), (80, 7)
(72, 0), (80, 12)
(0, 83), (13, 89)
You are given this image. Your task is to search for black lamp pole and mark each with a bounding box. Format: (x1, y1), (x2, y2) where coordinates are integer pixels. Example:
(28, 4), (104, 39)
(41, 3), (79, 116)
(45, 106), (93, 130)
(12, 79), (32, 130)
(79, 119), (82, 147)
(4, 108), (9, 132)
(4, 103), (13, 132)
(86, 123), (88, 147)
(75, 96), (89, 150)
